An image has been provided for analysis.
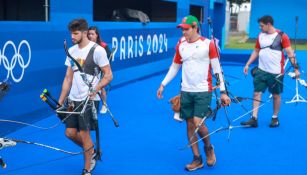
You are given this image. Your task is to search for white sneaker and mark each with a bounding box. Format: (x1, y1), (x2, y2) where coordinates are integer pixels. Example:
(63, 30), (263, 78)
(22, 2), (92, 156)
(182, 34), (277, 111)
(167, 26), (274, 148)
(82, 169), (91, 175)
(0, 138), (16, 149)
(100, 105), (107, 114)
(90, 151), (97, 172)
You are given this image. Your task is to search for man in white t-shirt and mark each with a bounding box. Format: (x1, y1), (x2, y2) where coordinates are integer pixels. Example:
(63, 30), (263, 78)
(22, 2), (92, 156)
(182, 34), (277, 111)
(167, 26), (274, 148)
(241, 15), (300, 128)
(157, 15), (230, 171)
(58, 19), (112, 175)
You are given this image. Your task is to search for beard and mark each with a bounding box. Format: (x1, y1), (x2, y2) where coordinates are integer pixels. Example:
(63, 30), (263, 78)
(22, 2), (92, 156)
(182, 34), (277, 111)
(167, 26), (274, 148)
(73, 37), (82, 45)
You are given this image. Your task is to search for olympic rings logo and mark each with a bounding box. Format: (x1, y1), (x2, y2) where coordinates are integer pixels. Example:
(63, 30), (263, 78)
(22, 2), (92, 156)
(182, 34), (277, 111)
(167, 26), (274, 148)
(0, 40), (31, 83)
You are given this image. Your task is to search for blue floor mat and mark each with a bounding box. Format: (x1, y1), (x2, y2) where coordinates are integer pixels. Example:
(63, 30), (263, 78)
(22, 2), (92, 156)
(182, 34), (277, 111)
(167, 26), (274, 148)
(1, 65), (307, 175)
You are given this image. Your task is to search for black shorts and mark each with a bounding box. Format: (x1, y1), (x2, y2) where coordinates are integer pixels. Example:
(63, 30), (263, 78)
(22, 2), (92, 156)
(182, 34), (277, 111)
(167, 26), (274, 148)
(65, 100), (99, 131)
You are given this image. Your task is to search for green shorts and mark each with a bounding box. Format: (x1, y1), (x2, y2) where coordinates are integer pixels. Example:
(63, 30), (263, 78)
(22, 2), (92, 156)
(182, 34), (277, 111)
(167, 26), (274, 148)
(253, 68), (284, 94)
(180, 91), (212, 119)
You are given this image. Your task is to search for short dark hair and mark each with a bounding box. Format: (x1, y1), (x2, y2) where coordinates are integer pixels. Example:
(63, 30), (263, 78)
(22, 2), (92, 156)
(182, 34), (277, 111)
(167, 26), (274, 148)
(258, 15), (274, 25)
(68, 18), (88, 32)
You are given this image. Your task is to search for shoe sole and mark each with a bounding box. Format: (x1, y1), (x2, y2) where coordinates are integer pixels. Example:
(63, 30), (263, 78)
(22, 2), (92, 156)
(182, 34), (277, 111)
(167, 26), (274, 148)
(269, 123), (279, 128)
(82, 169), (92, 175)
(100, 110), (107, 114)
(240, 123), (258, 128)
(185, 164), (204, 171)
(207, 159), (216, 167)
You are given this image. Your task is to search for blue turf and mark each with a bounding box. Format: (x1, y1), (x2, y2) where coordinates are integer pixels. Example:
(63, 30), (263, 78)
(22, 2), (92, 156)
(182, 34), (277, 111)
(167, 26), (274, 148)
(1, 64), (307, 175)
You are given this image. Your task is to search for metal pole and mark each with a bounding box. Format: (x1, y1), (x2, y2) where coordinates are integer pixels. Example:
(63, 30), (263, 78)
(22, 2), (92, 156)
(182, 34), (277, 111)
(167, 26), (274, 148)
(44, 0), (49, 21)
(294, 16), (298, 52)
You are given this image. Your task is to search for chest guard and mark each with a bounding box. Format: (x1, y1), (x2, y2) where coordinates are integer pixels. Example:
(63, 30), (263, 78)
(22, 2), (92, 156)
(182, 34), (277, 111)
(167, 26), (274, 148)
(260, 31), (284, 51)
(83, 44), (100, 76)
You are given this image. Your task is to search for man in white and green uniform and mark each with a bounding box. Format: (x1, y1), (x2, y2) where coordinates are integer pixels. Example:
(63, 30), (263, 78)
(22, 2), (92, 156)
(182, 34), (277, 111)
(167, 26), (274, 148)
(241, 15), (300, 128)
(157, 15), (230, 171)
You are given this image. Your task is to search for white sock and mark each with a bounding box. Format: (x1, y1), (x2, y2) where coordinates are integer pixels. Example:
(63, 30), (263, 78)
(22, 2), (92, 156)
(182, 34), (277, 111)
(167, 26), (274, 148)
(272, 115), (278, 119)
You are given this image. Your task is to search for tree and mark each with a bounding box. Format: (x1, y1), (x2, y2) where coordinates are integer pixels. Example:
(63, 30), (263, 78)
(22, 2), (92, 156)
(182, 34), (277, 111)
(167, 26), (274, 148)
(228, 0), (251, 15)
(228, 0), (251, 6)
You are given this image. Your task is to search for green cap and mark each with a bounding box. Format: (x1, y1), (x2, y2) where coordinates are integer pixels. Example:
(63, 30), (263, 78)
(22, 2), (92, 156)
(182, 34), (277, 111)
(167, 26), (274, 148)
(177, 15), (199, 29)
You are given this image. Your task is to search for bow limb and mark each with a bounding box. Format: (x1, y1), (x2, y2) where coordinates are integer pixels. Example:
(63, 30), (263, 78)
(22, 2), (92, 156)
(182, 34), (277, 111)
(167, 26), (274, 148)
(64, 40), (83, 73)
(0, 119), (61, 130)
(2, 137), (92, 155)
(0, 137), (94, 170)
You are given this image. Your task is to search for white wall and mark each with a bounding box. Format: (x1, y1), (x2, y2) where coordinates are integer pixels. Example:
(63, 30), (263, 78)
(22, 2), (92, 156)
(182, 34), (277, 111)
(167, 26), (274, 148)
(238, 11), (250, 33)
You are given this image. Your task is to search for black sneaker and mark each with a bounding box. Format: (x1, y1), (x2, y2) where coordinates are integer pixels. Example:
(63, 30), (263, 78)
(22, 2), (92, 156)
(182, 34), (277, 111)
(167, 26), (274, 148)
(240, 117), (258, 127)
(269, 118), (279, 128)
(82, 169), (91, 175)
